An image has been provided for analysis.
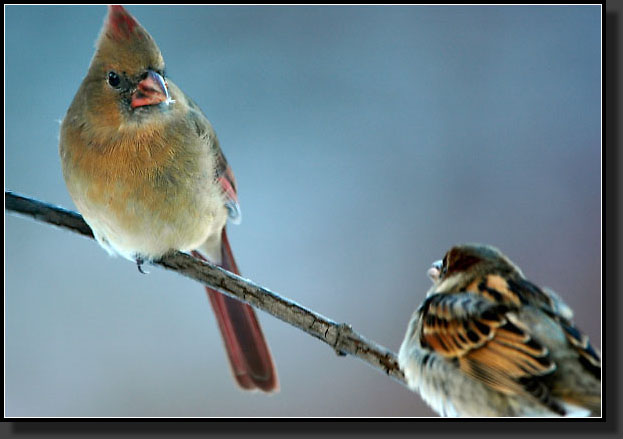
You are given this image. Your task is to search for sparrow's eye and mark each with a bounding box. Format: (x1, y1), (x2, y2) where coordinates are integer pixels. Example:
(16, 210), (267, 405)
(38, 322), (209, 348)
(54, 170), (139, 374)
(441, 256), (448, 276)
(107, 71), (121, 88)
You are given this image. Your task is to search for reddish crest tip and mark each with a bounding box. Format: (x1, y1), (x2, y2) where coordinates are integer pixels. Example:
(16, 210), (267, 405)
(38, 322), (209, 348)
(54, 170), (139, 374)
(106, 5), (139, 40)
(108, 5), (126, 14)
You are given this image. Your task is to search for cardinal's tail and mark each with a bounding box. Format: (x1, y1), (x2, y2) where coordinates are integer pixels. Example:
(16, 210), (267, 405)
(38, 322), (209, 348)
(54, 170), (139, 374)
(192, 229), (278, 392)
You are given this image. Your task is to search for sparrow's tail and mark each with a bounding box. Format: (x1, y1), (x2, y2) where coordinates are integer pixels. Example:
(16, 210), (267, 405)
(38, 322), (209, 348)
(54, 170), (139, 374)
(192, 229), (278, 392)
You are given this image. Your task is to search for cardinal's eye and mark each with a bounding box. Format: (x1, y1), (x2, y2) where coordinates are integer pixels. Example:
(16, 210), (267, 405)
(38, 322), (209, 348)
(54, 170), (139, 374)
(107, 71), (121, 88)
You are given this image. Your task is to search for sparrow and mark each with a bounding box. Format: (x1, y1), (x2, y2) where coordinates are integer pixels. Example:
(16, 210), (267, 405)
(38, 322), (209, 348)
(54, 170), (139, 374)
(59, 5), (278, 392)
(398, 244), (600, 417)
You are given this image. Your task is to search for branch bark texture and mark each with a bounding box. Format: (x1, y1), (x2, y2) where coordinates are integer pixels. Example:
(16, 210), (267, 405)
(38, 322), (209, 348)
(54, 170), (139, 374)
(5, 190), (406, 386)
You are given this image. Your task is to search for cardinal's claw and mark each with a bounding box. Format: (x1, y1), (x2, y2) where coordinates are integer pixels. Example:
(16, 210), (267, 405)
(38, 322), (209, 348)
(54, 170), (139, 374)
(136, 257), (149, 274)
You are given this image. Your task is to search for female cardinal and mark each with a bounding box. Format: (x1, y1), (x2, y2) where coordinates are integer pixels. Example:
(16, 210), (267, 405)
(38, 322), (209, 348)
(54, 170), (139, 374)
(398, 244), (600, 416)
(59, 5), (278, 392)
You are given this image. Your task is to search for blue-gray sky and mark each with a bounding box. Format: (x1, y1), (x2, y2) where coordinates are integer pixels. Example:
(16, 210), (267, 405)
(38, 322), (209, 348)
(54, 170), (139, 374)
(5, 5), (601, 417)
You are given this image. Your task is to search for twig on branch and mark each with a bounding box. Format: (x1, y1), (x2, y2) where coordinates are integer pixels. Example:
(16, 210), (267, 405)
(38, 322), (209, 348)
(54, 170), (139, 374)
(5, 190), (407, 387)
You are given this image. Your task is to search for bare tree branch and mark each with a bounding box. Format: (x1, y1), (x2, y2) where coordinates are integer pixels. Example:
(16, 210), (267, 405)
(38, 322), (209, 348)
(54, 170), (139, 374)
(5, 190), (406, 387)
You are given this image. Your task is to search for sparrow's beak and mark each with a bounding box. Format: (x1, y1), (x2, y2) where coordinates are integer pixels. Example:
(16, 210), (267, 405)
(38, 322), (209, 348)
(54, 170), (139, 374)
(427, 260), (443, 282)
(131, 70), (170, 108)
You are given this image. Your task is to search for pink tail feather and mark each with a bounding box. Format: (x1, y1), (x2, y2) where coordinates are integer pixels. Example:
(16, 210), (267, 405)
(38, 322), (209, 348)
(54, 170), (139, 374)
(193, 229), (278, 392)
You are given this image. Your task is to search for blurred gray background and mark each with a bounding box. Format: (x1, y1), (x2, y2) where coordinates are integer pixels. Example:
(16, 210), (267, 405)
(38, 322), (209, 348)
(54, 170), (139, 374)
(5, 5), (601, 417)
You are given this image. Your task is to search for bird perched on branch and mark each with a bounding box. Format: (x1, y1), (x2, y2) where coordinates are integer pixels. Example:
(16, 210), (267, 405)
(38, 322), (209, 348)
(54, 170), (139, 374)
(59, 5), (278, 392)
(398, 244), (600, 416)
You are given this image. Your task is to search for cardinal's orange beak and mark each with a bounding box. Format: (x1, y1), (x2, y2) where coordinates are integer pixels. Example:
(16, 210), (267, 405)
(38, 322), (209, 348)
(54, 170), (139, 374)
(131, 70), (170, 108)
